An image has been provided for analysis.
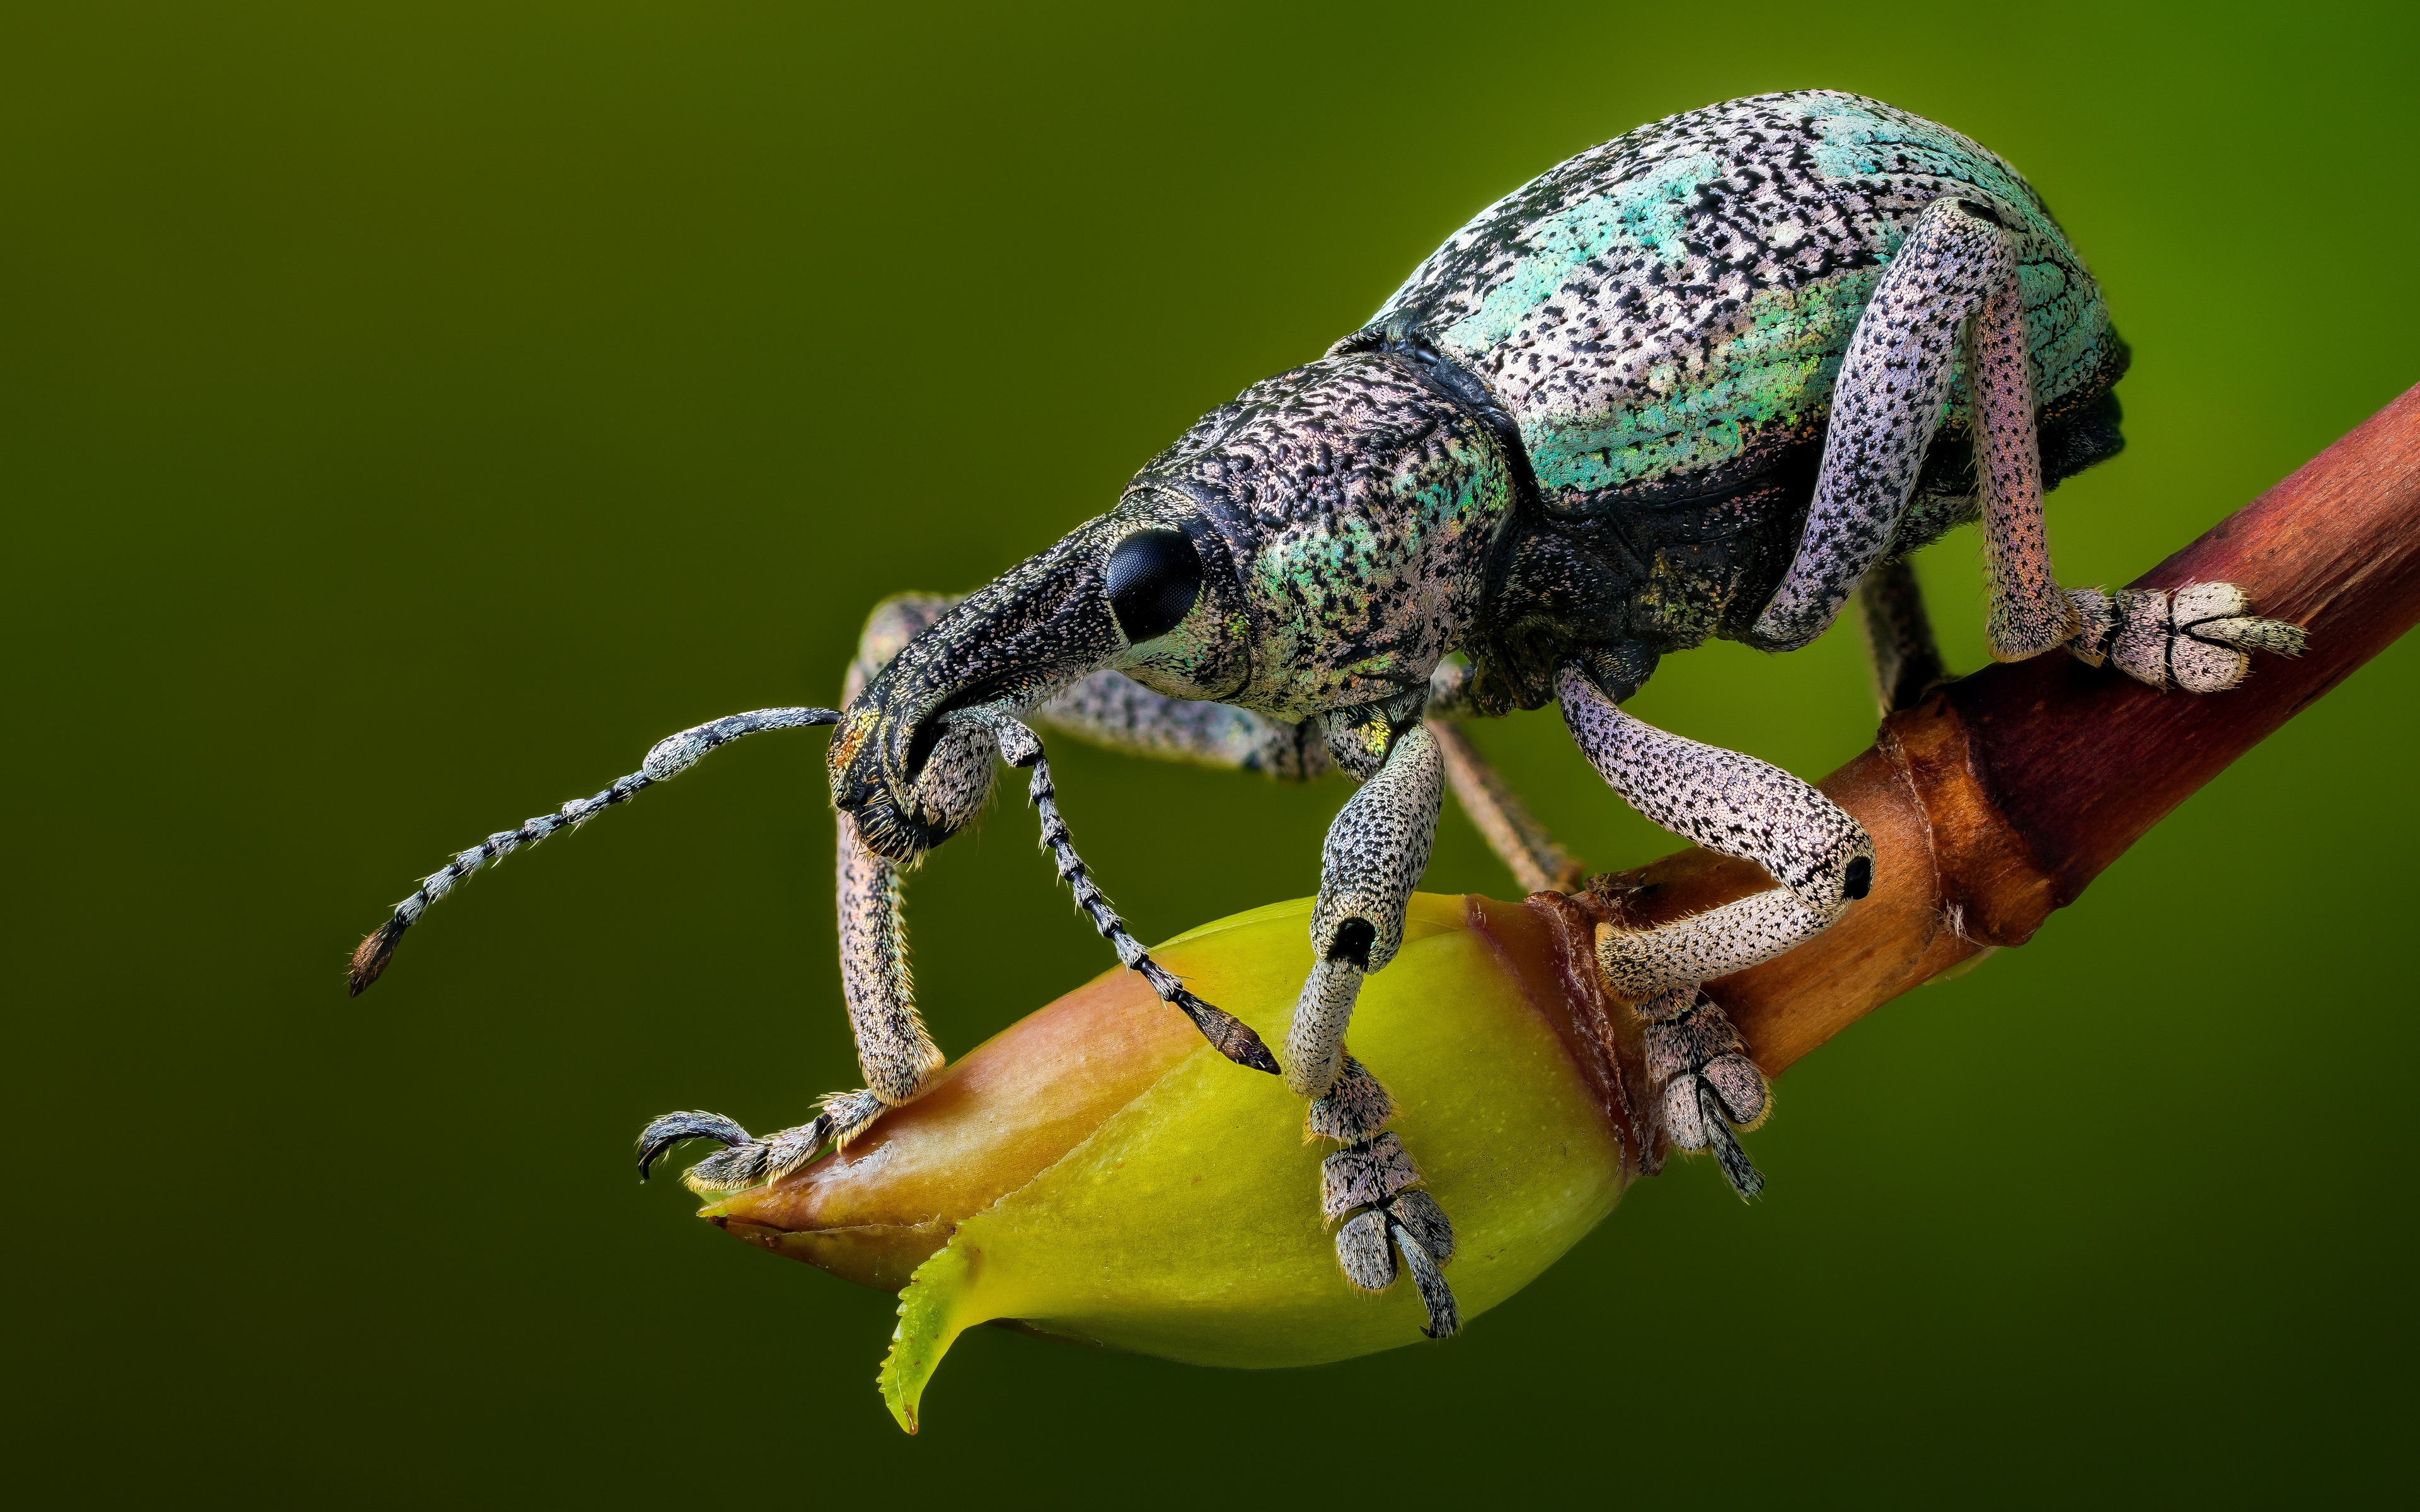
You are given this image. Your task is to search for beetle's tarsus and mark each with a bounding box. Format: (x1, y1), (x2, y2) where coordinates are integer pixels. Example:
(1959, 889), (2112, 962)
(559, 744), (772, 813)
(638, 1090), (892, 1191)
(680, 1117), (831, 1193)
(1325, 1154), (1461, 1337)
(1316, 1109), (1460, 1336)
(2065, 581), (2308, 692)
(1643, 987), (1772, 1198)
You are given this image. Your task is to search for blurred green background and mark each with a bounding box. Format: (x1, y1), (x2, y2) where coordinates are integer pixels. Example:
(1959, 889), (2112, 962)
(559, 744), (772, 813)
(9, 1), (2415, 1503)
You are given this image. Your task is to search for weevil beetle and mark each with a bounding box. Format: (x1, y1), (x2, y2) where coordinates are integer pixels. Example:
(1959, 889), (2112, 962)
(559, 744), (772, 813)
(353, 91), (2305, 1339)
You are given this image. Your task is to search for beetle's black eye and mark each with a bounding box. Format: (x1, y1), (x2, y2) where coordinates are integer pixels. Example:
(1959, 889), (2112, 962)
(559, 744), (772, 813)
(1105, 529), (1202, 644)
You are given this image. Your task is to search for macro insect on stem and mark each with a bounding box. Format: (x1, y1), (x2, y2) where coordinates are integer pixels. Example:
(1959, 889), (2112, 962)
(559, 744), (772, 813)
(695, 384), (2419, 1434)
(354, 91), (2306, 1343)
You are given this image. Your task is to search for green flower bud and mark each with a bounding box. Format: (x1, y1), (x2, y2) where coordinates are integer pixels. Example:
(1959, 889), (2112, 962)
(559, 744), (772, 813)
(701, 892), (1632, 1432)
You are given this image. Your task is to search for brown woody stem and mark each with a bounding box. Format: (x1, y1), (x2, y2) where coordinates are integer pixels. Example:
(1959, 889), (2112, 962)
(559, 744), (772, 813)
(1564, 382), (2420, 1078)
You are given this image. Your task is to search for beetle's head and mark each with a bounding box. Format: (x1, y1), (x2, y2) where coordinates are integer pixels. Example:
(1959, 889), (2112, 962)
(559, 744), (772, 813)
(828, 493), (1249, 863)
(830, 351), (1514, 863)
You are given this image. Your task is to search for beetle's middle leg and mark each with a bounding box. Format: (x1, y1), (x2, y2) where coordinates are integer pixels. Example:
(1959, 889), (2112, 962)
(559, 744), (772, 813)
(1557, 662), (1874, 1196)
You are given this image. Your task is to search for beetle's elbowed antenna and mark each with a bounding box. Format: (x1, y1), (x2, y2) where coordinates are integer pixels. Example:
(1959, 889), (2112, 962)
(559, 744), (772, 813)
(994, 719), (1281, 1075)
(348, 706), (842, 994)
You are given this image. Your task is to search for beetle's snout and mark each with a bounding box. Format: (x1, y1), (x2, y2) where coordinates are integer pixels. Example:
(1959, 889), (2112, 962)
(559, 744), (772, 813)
(830, 529), (1127, 862)
(830, 704), (1006, 862)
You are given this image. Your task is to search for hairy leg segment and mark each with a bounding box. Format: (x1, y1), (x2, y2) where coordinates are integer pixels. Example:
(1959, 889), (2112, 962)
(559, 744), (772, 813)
(652, 600), (992, 1190)
(1855, 559), (1950, 717)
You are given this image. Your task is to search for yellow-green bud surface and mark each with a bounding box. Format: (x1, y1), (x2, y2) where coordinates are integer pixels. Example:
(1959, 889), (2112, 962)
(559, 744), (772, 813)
(704, 893), (1628, 1432)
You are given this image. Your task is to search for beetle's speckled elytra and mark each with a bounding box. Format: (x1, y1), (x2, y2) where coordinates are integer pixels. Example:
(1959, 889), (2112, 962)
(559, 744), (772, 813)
(354, 91), (2305, 1340)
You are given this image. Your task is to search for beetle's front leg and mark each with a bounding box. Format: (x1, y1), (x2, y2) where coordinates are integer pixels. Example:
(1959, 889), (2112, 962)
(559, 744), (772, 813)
(640, 595), (979, 1192)
(1287, 710), (1459, 1336)
(643, 733), (985, 1192)
(1558, 663), (1874, 1196)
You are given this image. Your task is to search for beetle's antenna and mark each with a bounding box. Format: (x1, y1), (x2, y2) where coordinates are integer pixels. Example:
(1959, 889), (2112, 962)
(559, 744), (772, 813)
(349, 706), (842, 994)
(994, 719), (1282, 1075)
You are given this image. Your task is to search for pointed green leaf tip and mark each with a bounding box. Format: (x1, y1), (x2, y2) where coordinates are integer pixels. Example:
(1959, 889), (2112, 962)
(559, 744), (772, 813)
(880, 1238), (977, 1433)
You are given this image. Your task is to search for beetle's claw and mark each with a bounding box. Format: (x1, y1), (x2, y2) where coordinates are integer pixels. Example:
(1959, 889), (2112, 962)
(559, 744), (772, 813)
(636, 1110), (753, 1181)
(1694, 1082), (1766, 1198)
(1395, 1215), (1460, 1339)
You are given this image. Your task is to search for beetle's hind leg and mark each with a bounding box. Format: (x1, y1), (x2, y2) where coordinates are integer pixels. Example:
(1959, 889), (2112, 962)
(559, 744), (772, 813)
(1753, 195), (2035, 651)
(1752, 194), (2305, 683)
(1953, 244), (2306, 685)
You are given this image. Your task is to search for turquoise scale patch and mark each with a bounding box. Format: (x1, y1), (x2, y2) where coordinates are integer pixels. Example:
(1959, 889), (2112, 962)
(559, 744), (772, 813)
(1379, 94), (2118, 501)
